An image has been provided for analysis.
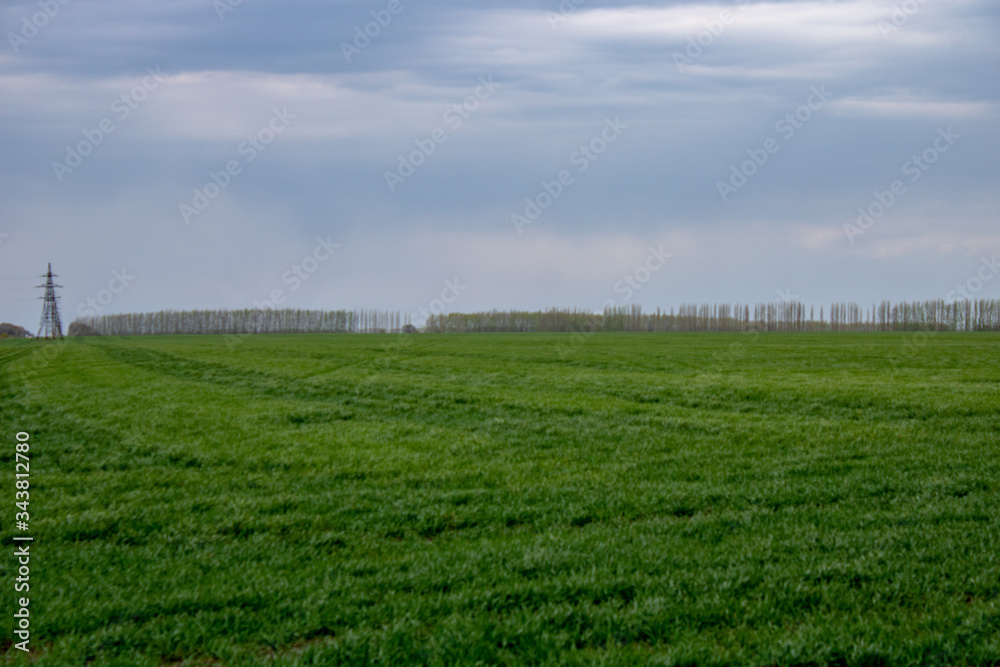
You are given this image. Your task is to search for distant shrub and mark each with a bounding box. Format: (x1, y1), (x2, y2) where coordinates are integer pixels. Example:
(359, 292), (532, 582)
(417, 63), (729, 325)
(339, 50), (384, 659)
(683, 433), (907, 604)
(68, 321), (101, 337)
(0, 322), (30, 338)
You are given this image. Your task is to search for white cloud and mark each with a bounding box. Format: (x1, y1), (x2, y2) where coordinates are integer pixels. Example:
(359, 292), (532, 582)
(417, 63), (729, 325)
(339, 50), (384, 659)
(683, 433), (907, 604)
(831, 95), (997, 118)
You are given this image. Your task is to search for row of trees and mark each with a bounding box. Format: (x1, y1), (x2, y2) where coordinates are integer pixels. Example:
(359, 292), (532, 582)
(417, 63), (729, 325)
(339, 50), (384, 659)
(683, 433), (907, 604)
(72, 299), (1000, 336)
(72, 309), (411, 336)
(423, 300), (1000, 333)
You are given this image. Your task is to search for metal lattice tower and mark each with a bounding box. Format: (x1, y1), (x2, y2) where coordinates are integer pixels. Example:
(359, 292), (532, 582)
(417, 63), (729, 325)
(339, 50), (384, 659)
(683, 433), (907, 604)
(36, 263), (64, 339)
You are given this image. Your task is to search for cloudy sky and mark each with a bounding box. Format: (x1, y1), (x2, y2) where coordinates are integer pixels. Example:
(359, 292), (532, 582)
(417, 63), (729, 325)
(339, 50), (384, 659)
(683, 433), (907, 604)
(1, 0), (997, 328)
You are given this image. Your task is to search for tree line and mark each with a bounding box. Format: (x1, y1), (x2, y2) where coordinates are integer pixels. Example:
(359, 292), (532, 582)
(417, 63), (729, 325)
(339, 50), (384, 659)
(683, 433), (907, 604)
(71, 308), (408, 336)
(70, 299), (1000, 336)
(423, 300), (1000, 333)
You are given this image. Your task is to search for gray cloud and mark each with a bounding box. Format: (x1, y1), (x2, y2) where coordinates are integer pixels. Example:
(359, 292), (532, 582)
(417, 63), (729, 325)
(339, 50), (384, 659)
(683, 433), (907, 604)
(1, 0), (998, 329)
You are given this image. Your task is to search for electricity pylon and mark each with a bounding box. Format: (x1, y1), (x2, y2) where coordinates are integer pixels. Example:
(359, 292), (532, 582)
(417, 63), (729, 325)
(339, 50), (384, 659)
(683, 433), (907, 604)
(36, 263), (63, 339)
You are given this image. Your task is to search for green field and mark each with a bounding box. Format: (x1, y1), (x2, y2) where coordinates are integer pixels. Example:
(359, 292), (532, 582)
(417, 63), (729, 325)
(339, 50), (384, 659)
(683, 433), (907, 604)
(1, 333), (998, 666)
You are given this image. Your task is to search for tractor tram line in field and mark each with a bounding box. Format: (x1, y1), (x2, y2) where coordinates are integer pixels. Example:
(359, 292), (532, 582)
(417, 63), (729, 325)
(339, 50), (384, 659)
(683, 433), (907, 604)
(0, 333), (998, 665)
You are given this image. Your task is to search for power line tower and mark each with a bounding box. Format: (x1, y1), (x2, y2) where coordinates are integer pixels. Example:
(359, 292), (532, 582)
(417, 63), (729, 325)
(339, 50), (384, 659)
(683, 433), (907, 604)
(36, 263), (64, 339)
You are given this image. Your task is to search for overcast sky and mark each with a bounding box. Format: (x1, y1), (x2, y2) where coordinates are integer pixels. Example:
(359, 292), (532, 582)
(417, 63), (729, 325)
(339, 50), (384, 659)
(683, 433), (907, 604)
(1, 0), (997, 329)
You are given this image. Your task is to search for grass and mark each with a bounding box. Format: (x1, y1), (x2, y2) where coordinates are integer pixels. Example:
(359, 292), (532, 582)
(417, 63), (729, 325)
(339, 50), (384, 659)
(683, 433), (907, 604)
(0, 332), (998, 666)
